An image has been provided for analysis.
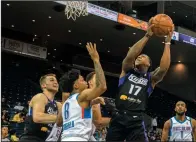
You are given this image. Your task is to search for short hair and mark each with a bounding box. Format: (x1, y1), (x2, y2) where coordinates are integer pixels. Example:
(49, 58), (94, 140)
(86, 72), (95, 82)
(39, 73), (56, 87)
(59, 69), (80, 92)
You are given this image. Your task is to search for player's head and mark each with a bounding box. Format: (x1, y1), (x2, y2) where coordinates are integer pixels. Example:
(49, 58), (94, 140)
(59, 69), (88, 93)
(135, 54), (151, 71)
(39, 74), (59, 93)
(175, 101), (187, 116)
(86, 72), (96, 88)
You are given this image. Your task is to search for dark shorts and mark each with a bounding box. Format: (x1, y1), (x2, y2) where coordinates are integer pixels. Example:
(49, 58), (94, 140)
(106, 111), (149, 142)
(20, 135), (44, 142)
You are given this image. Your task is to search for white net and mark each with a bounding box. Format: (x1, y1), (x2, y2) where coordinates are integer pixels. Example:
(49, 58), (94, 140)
(64, 1), (88, 21)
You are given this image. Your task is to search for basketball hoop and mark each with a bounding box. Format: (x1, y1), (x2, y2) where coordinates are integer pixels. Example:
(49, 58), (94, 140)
(64, 1), (88, 21)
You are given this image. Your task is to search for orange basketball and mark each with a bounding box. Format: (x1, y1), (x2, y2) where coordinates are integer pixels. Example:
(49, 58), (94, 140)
(149, 14), (174, 37)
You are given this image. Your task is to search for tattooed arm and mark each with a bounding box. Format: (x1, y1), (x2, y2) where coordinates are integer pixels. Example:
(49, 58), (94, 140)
(151, 30), (173, 88)
(120, 20), (154, 78)
(78, 42), (107, 102)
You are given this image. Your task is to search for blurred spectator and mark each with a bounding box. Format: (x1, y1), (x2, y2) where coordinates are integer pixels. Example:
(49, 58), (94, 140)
(2, 110), (10, 125)
(12, 112), (24, 123)
(99, 128), (107, 141)
(14, 102), (24, 111)
(1, 125), (10, 141)
(10, 129), (19, 141)
(152, 117), (158, 131)
(2, 98), (10, 110)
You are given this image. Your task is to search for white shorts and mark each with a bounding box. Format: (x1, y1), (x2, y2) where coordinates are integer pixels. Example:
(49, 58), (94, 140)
(89, 135), (97, 141)
(62, 137), (87, 141)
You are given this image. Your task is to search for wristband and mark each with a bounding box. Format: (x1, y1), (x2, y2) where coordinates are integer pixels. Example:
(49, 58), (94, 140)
(165, 42), (171, 45)
(145, 34), (151, 38)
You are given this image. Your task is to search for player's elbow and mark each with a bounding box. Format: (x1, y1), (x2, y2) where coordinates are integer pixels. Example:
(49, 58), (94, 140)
(102, 85), (107, 92)
(56, 120), (62, 127)
(98, 85), (107, 94)
(93, 119), (102, 126)
(33, 114), (42, 123)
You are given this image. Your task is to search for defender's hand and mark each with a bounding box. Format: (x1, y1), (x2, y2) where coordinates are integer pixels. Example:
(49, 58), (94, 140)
(91, 97), (105, 105)
(165, 27), (174, 43)
(146, 17), (154, 36)
(86, 42), (100, 62)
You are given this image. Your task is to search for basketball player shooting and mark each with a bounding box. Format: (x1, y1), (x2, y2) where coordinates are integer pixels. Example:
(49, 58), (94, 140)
(161, 101), (196, 141)
(56, 42), (107, 141)
(106, 17), (173, 141)
(20, 74), (62, 141)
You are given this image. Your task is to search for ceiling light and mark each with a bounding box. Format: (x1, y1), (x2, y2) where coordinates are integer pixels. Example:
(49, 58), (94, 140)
(48, 53), (50, 55)
(100, 38), (103, 41)
(68, 30), (71, 32)
(47, 34), (50, 37)
(185, 16), (187, 18)
(7, 4), (10, 6)
(53, 67), (55, 68)
(32, 20), (35, 22)
(61, 60), (63, 62)
(34, 34), (37, 37)
(79, 43), (82, 45)
(133, 33), (136, 35)
(11, 25), (14, 28)
(48, 16), (52, 19)
(108, 50), (110, 52)
(178, 61), (181, 63)
(162, 41), (165, 43)
(173, 12), (175, 14)
(54, 49), (56, 51)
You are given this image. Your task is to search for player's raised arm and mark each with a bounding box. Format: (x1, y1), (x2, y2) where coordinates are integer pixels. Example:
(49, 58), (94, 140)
(79, 42), (107, 101)
(151, 29), (173, 88)
(121, 19), (154, 76)
(161, 120), (171, 142)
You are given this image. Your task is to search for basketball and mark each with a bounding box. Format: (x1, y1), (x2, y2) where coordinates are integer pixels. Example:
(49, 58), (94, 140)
(149, 14), (174, 37)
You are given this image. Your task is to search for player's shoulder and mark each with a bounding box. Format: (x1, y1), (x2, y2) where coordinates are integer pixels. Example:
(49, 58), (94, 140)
(164, 119), (171, 128)
(190, 117), (196, 126)
(32, 93), (47, 103)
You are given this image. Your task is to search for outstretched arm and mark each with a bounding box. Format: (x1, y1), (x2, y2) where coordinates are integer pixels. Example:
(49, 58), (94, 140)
(151, 29), (173, 88)
(121, 20), (154, 77)
(79, 43), (107, 102)
(161, 120), (171, 142)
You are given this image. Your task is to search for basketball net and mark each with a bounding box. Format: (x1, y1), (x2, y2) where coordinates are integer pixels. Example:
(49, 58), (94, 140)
(64, 1), (88, 21)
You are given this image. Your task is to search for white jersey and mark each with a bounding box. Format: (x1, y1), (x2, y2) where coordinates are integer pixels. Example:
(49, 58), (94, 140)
(45, 123), (62, 141)
(61, 93), (93, 141)
(169, 116), (193, 141)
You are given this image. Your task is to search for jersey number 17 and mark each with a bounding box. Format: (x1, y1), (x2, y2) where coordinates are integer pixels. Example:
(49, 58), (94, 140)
(129, 84), (142, 96)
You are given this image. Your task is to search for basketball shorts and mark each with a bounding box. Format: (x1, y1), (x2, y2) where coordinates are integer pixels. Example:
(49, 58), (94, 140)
(61, 137), (88, 141)
(106, 111), (149, 142)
